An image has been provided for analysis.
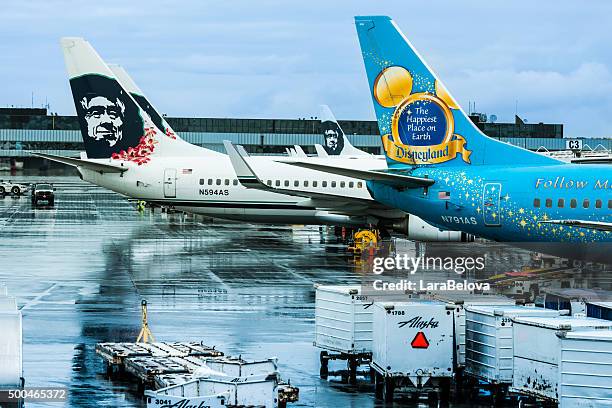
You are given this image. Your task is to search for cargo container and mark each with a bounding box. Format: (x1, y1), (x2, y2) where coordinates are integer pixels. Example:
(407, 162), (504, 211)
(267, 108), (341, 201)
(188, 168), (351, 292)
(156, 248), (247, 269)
(0, 296), (23, 388)
(511, 316), (612, 402)
(536, 288), (612, 316)
(586, 301), (612, 321)
(464, 305), (563, 402)
(314, 284), (374, 381)
(145, 374), (278, 408)
(557, 329), (612, 408)
(431, 293), (515, 369)
(371, 300), (454, 402)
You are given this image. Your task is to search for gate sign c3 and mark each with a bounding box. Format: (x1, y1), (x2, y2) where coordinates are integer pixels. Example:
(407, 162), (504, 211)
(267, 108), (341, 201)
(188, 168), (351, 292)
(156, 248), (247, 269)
(566, 139), (583, 151)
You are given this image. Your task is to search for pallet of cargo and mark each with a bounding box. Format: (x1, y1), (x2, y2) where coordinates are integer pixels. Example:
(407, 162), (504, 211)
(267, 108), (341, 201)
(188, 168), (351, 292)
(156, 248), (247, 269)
(95, 341), (223, 368)
(124, 356), (199, 386)
(154, 373), (194, 389)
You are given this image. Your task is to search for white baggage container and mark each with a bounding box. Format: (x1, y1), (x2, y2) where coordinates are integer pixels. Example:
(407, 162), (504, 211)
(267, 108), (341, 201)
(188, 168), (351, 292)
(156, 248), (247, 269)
(0, 296), (17, 311)
(0, 298), (22, 387)
(145, 375), (277, 408)
(371, 300), (454, 401)
(558, 329), (612, 408)
(511, 316), (612, 402)
(431, 293), (515, 368)
(464, 305), (562, 385)
(314, 285), (373, 354)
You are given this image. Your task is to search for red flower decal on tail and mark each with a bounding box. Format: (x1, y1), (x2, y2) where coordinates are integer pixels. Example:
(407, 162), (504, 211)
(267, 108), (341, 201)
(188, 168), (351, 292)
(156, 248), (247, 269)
(110, 126), (158, 165)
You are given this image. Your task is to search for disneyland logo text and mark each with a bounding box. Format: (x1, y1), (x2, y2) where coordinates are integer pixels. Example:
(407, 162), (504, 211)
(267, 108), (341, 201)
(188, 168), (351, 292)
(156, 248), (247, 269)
(372, 255), (486, 275)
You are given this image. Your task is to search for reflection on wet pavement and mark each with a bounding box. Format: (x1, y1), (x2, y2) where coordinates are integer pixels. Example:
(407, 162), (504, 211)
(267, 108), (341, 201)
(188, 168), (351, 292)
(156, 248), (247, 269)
(0, 177), (610, 407)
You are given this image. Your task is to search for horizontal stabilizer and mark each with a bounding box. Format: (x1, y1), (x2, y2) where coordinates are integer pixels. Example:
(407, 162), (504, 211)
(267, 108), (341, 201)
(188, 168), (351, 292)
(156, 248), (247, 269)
(314, 144), (328, 157)
(541, 220), (612, 232)
(276, 160), (434, 189)
(32, 153), (128, 173)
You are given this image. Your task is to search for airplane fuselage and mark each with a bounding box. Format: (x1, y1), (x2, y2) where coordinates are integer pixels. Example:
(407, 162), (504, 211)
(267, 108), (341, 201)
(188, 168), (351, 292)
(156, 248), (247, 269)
(79, 154), (396, 225)
(367, 163), (611, 259)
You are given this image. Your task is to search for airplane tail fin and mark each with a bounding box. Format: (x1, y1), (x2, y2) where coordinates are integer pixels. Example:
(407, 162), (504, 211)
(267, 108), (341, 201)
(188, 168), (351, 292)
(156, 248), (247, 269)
(319, 105), (368, 156)
(61, 37), (194, 162)
(354, 16), (559, 168)
(108, 64), (224, 157)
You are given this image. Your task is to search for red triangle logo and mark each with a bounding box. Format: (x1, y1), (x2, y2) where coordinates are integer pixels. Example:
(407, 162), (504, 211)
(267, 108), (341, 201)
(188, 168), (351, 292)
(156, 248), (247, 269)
(411, 331), (429, 349)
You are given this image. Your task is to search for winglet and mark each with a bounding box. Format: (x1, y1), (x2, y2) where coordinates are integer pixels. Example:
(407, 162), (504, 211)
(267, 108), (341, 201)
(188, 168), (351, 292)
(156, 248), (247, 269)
(223, 140), (262, 187)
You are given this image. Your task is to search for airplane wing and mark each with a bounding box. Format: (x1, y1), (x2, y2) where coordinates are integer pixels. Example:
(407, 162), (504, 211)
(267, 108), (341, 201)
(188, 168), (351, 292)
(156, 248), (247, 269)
(541, 220), (612, 232)
(223, 140), (385, 208)
(275, 160), (434, 189)
(32, 153), (128, 173)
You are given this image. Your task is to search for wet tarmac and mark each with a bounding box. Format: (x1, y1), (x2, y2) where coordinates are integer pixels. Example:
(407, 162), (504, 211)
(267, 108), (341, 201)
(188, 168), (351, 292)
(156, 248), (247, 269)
(1, 177), (610, 408)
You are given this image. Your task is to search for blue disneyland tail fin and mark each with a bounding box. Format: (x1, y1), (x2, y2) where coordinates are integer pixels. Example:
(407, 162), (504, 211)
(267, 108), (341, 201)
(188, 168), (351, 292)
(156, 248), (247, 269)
(354, 16), (560, 168)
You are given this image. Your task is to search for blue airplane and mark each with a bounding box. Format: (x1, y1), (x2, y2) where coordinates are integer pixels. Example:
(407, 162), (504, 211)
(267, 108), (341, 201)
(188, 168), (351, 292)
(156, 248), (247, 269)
(286, 16), (611, 262)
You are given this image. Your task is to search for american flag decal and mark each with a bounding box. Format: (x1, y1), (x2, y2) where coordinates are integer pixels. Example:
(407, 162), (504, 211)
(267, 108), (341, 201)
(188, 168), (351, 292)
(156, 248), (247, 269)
(438, 191), (450, 200)
(182, 169), (193, 174)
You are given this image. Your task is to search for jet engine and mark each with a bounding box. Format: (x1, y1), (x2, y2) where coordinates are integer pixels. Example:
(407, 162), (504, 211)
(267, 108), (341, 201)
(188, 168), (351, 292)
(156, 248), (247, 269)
(390, 215), (474, 242)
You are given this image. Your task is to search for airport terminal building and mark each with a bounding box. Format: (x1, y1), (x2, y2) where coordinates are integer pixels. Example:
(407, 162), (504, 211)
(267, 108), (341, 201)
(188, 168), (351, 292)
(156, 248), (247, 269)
(0, 107), (610, 165)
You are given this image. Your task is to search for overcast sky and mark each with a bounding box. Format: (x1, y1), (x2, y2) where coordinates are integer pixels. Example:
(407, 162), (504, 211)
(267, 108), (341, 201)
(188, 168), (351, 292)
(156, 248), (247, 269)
(1, 1), (611, 137)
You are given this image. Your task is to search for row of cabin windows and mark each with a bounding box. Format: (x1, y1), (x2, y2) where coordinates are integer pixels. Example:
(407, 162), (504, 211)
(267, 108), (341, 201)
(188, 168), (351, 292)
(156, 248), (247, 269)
(199, 178), (240, 186)
(533, 198), (611, 209)
(265, 180), (363, 189)
(199, 178), (363, 189)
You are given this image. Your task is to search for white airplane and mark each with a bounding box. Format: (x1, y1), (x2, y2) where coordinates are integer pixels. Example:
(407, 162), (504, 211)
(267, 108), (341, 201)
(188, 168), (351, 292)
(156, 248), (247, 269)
(34, 37), (468, 241)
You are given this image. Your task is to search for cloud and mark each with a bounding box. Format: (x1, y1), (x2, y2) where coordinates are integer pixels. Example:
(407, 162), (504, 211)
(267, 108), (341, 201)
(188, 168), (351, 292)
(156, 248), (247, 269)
(1, 0), (612, 137)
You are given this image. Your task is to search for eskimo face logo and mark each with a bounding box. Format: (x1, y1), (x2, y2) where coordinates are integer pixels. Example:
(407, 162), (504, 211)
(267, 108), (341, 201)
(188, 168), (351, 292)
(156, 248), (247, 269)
(373, 66), (471, 165)
(71, 74), (145, 159)
(321, 121), (344, 155)
(81, 95), (125, 146)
